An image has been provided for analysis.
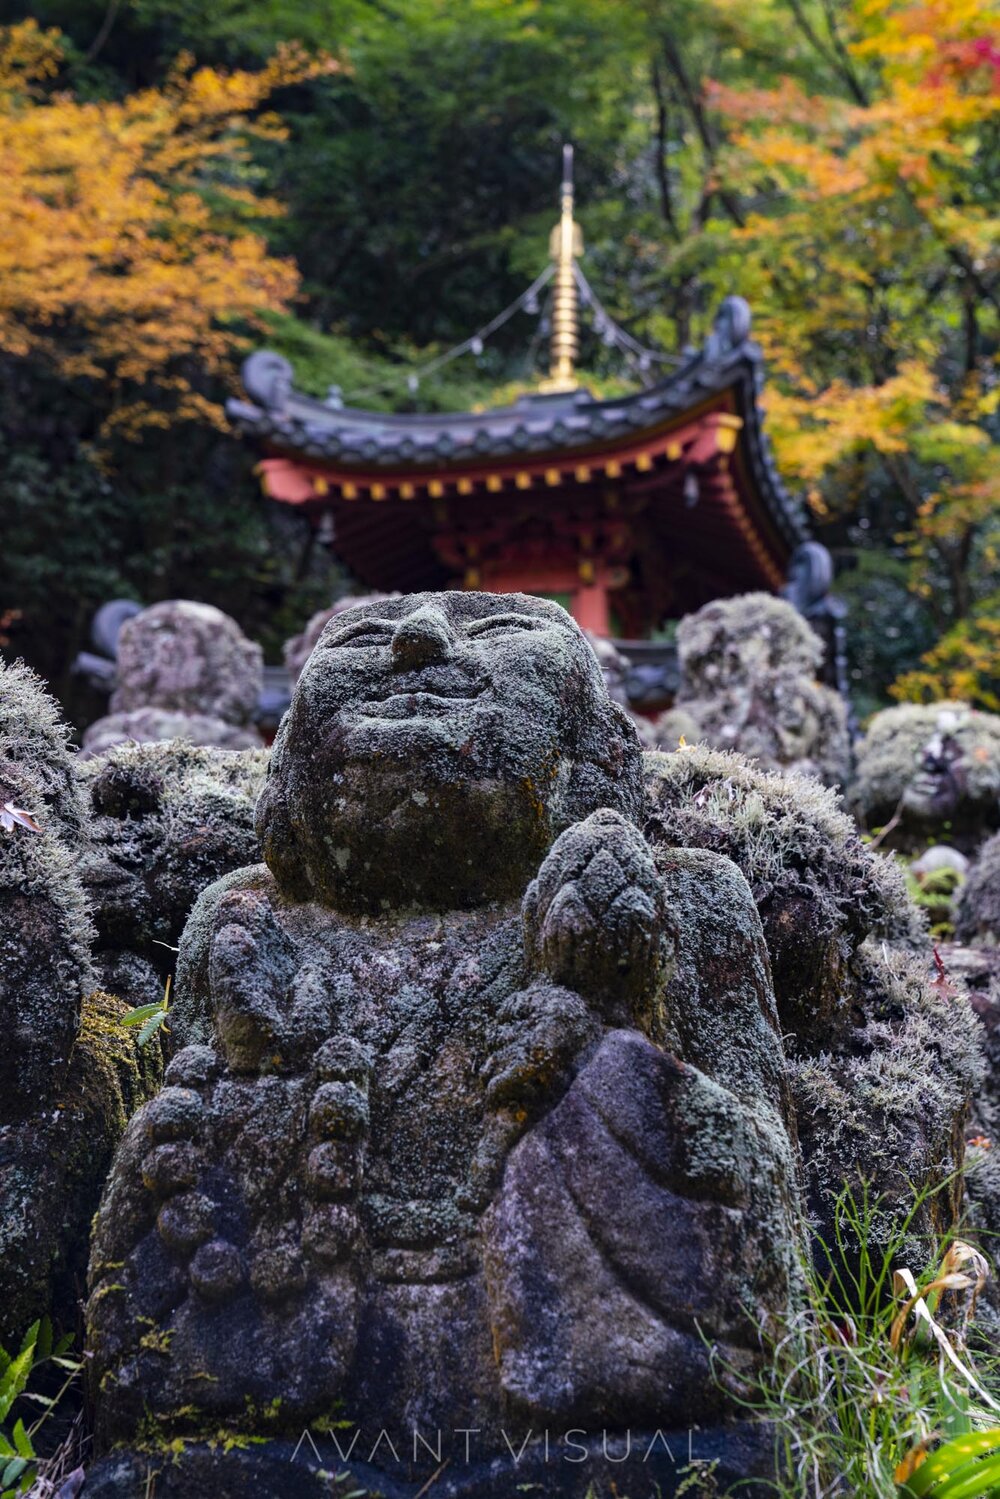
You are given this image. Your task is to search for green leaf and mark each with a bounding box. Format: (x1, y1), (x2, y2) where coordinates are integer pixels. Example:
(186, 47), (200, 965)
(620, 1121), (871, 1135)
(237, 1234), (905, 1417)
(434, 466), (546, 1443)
(927, 1453), (1000, 1498)
(0, 1346), (36, 1424)
(0, 1436), (14, 1459)
(901, 1430), (1000, 1496)
(10, 1423), (31, 1462)
(137, 1010), (168, 1046)
(13, 1328), (36, 1364)
(0, 1458), (26, 1487)
(33, 1319), (51, 1367)
(120, 1002), (165, 1026)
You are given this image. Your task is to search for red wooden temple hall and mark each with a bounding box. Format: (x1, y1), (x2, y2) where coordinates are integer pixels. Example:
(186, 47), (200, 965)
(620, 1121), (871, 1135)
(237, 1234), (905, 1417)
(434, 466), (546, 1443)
(228, 148), (825, 655)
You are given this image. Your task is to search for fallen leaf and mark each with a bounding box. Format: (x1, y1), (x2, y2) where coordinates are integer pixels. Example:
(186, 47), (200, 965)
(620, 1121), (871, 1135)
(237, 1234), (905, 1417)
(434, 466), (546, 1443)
(0, 802), (41, 833)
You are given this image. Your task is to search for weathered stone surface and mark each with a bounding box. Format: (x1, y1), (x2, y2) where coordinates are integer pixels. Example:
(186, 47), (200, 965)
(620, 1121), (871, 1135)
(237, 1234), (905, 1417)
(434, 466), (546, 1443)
(0, 659), (89, 843)
(642, 744), (980, 1267)
(82, 708), (262, 756)
(912, 844), (970, 880)
(284, 592), (396, 681)
(652, 594), (851, 787)
(0, 658), (155, 1341)
(88, 592), (800, 1496)
(585, 633), (657, 746)
(111, 600), (263, 723)
(83, 599), (265, 752)
(943, 946), (1000, 1339)
(79, 742), (268, 999)
(257, 593), (644, 912)
(0, 991), (159, 1345)
(644, 743), (921, 1032)
(483, 1029), (796, 1428)
(653, 845), (793, 1131)
(80, 1421), (781, 1499)
(789, 940), (980, 1268)
(957, 830), (1000, 944)
(851, 701), (1000, 853)
(0, 822), (92, 1120)
(0, 660), (93, 1119)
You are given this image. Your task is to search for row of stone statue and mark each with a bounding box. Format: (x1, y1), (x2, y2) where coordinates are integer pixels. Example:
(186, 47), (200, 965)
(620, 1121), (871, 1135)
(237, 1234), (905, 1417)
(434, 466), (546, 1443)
(1, 589), (996, 1497)
(80, 588), (1000, 918)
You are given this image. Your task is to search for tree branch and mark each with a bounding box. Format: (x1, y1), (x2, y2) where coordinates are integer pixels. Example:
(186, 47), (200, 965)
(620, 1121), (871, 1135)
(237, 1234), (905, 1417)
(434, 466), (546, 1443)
(650, 58), (680, 241)
(817, 0), (870, 105)
(84, 0), (122, 64)
(657, 38), (745, 228)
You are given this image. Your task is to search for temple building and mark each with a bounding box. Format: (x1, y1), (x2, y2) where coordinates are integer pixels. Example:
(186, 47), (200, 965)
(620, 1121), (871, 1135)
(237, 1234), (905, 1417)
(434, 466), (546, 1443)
(227, 151), (813, 646)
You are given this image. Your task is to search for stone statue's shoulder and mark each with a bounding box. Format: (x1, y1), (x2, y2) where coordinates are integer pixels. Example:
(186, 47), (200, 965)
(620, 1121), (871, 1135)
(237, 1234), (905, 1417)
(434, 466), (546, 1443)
(172, 863), (276, 1047)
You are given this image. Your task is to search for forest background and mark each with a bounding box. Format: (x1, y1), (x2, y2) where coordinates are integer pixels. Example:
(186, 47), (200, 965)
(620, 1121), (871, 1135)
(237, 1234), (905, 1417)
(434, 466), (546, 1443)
(0, 0), (997, 723)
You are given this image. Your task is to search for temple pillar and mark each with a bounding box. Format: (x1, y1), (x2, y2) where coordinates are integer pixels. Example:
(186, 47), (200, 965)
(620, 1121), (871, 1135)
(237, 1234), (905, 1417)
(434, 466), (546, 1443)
(572, 566), (610, 636)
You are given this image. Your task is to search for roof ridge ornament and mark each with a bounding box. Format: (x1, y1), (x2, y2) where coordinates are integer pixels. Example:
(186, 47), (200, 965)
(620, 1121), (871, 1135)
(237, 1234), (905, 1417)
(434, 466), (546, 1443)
(539, 145), (584, 394)
(242, 349), (293, 412)
(703, 296), (752, 362)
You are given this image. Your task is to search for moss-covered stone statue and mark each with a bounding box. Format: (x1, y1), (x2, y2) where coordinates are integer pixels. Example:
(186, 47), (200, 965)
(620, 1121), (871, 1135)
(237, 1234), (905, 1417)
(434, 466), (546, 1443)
(643, 744), (981, 1267)
(86, 593), (800, 1499)
(0, 661), (155, 1345)
(653, 593), (851, 787)
(952, 833), (1000, 1260)
(78, 741), (269, 1008)
(82, 600), (264, 754)
(957, 831), (1000, 945)
(284, 592), (396, 682)
(851, 702), (1000, 853)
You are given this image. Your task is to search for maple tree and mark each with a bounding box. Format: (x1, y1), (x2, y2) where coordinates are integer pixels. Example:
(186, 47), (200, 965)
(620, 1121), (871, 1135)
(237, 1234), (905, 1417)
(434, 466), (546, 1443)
(892, 595), (1000, 708)
(0, 20), (334, 440)
(0, 0), (995, 710)
(697, 0), (999, 694)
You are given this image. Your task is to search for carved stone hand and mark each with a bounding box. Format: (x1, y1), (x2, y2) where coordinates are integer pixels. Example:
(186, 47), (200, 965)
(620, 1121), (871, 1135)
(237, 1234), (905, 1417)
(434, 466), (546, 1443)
(522, 808), (670, 1020)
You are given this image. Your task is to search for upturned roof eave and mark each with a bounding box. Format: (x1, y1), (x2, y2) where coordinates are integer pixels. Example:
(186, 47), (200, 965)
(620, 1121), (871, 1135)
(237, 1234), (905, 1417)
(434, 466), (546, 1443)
(225, 300), (809, 550)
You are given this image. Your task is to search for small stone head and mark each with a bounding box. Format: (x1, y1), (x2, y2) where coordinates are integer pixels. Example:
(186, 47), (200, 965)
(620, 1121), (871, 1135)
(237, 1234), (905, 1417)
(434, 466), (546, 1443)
(80, 742), (267, 959)
(677, 593), (823, 695)
(903, 710), (969, 822)
(110, 601), (263, 726)
(853, 701), (1000, 850)
(257, 591), (644, 911)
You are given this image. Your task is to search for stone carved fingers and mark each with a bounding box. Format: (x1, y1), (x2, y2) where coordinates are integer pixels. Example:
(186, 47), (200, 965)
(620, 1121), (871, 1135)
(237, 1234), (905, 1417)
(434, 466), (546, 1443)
(522, 808), (672, 1022)
(483, 982), (600, 1110)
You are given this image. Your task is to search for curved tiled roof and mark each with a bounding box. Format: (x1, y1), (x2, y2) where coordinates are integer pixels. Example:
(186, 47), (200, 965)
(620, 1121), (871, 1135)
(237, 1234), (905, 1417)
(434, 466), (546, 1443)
(226, 298), (808, 551)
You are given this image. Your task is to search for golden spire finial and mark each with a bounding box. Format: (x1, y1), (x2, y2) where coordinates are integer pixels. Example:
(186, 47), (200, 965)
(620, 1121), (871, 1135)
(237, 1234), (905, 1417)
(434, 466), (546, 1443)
(540, 144), (583, 394)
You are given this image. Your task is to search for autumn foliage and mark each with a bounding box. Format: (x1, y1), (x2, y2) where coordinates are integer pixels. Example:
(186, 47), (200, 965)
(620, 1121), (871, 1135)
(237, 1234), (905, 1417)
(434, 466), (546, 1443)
(0, 0), (995, 708)
(701, 0), (999, 701)
(0, 21), (334, 439)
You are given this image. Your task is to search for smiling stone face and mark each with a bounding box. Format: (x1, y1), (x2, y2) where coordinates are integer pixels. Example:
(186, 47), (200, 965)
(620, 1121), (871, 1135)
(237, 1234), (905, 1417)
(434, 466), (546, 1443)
(852, 702), (1000, 852)
(256, 591), (643, 911)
